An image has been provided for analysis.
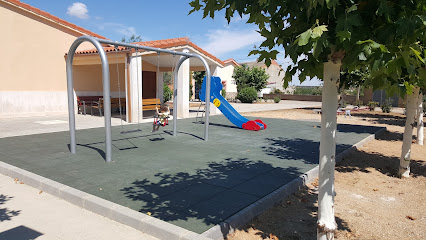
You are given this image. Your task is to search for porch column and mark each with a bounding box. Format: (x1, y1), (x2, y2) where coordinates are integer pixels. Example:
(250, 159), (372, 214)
(129, 54), (143, 123)
(209, 65), (220, 115)
(158, 71), (164, 104)
(177, 49), (190, 118)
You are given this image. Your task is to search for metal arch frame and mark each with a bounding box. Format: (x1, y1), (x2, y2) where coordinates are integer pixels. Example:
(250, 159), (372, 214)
(66, 35), (211, 162)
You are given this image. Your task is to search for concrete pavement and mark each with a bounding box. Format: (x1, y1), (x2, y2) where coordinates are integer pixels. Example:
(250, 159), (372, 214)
(0, 174), (158, 240)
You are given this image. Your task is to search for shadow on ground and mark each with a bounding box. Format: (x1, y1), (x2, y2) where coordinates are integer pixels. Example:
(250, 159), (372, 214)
(121, 157), (303, 233)
(352, 112), (407, 127)
(227, 185), (351, 240)
(0, 194), (20, 222)
(0, 225), (43, 240)
(262, 138), (352, 165)
(336, 148), (426, 178)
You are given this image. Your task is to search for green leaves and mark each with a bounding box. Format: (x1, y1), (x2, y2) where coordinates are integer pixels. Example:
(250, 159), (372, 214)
(297, 29), (312, 46)
(312, 25), (328, 38)
(188, 0), (425, 93)
(337, 30), (351, 42)
(346, 4), (357, 13)
(297, 25), (328, 46)
(410, 47), (425, 64)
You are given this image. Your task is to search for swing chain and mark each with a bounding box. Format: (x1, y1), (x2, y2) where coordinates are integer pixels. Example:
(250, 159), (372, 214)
(115, 46), (124, 131)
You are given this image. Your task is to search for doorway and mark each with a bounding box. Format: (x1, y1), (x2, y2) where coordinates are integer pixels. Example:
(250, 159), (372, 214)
(142, 71), (156, 99)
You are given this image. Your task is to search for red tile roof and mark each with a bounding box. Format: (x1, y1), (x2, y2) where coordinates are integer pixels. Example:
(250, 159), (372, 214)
(223, 58), (241, 67)
(271, 59), (280, 66)
(75, 37), (224, 66)
(4, 0), (106, 39)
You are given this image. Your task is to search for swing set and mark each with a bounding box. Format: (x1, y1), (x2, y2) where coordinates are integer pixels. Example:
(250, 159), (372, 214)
(66, 36), (213, 162)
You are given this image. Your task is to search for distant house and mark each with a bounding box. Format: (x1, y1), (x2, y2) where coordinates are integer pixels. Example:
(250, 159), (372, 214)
(240, 59), (285, 92)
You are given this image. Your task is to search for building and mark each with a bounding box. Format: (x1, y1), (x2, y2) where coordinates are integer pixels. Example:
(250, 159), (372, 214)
(0, 0), (224, 120)
(240, 59), (285, 92)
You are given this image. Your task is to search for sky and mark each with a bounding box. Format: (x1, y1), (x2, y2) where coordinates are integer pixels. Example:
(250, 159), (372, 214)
(24, 0), (321, 86)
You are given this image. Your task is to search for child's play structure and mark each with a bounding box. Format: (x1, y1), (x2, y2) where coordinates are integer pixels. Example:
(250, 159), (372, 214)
(66, 36), (213, 162)
(199, 76), (267, 131)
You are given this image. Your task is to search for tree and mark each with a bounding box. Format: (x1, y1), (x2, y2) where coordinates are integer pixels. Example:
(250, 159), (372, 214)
(163, 72), (172, 86)
(192, 71), (205, 90)
(417, 91), (424, 145)
(340, 68), (370, 101)
(190, 0), (425, 239)
(233, 64), (268, 92)
(121, 35), (142, 43)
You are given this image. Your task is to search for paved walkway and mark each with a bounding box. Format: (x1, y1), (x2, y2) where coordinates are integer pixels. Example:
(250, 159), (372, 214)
(0, 174), (158, 240)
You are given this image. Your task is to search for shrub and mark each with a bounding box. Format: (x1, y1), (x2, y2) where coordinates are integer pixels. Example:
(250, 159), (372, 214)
(339, 100), (348, 108)
(272, 88), (282, 94)
(237, 87), (257, 103)
(354, 100), (363, 107)
(221, 89), (226, 98)
(293, 86), (322, 95)
(163, 85), (172, 102)
(274, 96), (281, 103)
(368, 101), (378, 111)
(381, 99), (393, 113)
(263, 96), (269, 102)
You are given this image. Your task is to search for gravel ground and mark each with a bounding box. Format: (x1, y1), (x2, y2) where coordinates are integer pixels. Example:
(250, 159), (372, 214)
(227, 108), (426, 240)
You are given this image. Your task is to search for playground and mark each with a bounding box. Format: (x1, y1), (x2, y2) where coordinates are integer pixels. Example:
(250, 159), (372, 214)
(0, 114), (382, 234)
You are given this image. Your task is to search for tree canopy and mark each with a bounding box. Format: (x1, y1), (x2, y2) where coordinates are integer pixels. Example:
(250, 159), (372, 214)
(233, 64), (269, 92)
(190, 0), (425, 92)
(121, 35), (142, 43)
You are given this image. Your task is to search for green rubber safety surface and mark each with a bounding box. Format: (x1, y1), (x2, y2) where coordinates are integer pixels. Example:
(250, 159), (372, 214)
(0, 116), (382, 233)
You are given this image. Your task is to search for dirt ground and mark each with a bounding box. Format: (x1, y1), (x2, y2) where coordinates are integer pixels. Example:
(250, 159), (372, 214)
(227, 108), (426, 240)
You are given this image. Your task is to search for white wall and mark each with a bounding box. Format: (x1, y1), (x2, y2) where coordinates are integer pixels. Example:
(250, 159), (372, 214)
(217, 64), (238, 94)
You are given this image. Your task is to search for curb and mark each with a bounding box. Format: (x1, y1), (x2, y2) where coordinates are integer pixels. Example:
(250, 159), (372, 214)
(201, 126), (387, 240)
(0, 161), (211, 240)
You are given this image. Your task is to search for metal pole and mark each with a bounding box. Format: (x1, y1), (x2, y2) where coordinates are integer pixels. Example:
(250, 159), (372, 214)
(66, 36), (112, 162)
(67, 35), (213, 163)
(173, 56), (188, 136)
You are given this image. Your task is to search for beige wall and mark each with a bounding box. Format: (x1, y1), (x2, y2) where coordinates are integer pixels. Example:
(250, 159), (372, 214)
(73, 63), (126, 93)
(0, 1), (97, 115)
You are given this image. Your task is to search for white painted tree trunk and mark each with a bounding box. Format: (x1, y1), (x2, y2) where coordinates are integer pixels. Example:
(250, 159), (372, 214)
(398, 87), (419, 178)
(416, 92), (423, 145)
(356, 85), (361, 102)
(317, 60), (341, 240)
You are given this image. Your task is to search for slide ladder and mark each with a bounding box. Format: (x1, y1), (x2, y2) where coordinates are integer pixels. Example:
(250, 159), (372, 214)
(199, 76), (267, 131)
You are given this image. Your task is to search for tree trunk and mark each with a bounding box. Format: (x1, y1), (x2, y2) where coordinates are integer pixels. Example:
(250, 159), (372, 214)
(398, 87), (419, 178)
(416, 92), (423, 145)
(356, 85), (361, 102)
(317, 60), (341, 240)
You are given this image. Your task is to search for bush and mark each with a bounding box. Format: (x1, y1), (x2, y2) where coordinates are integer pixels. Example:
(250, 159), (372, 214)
(274, 96), (281, 103)
(355, 100), (363, 107)
(237, 87), (257, 103)
(368, 101), (378, 111)
(339, 100), (348, 108)
(381, 99), (393, 113)
(163, 85), (172, 102)
(293, 86), (322, 95)
(264, 96), (270, 102)
(272, 88), (282, 94)
(221, 89), (226, 98)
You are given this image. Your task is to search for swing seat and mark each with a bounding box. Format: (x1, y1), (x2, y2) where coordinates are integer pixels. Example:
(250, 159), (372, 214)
(153, 117), (168, 127)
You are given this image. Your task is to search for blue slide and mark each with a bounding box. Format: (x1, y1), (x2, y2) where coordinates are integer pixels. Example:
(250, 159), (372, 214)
(199, 76), (267, 131)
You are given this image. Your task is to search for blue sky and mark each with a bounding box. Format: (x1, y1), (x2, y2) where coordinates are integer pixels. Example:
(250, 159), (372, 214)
(24, 0), (321, 86)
